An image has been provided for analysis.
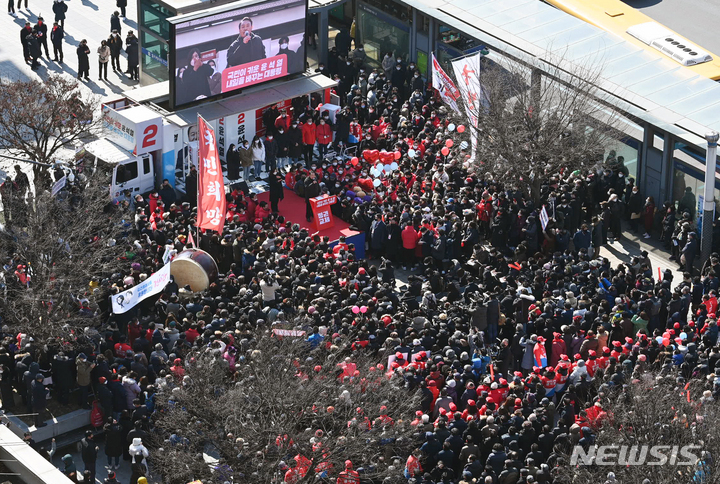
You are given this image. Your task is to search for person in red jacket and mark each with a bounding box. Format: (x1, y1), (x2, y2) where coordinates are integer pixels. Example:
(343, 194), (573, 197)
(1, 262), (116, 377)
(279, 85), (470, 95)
(337, 460), (359, 484)
(300, 119), (317, 167)
(316, 118), (332, 161)
(254, 201), (271, 222)
(274, 109), (292, 132)
(401, 224), (418, 270)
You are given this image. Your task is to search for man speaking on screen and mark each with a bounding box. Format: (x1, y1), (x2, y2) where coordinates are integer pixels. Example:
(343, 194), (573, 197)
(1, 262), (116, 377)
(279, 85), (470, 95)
(226, 16), (266, 67)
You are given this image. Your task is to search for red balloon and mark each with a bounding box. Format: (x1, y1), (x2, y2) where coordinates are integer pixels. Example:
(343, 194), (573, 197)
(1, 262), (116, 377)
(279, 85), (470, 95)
(446, 139), (454, 148)
(441, 147), (450, 156)
(394, 151), (401, 160)
(369, 150), (380, 162)
(362, 150), (372, 161)
(457, 125), (466, 133)
(662, 338), (670, 347)
(351, 157), (359, 166)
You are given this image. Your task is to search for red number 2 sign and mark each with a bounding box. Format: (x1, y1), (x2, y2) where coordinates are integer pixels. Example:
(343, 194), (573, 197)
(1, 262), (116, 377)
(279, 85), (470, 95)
(141, 124), (158, 149)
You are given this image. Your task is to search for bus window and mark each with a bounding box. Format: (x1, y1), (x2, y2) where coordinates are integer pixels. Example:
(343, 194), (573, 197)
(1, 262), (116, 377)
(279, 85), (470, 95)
(143, 157), (151, 175)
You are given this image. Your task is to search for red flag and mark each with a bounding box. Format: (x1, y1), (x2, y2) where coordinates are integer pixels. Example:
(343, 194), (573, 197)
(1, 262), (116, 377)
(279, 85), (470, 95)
(196, 116), (226, 232)
(188, 230), (197, 249)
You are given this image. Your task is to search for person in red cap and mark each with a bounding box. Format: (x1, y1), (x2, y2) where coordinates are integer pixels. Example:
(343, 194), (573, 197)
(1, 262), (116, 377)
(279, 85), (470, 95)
(585, 350), (598, 377)
(337, 460), (359, 484)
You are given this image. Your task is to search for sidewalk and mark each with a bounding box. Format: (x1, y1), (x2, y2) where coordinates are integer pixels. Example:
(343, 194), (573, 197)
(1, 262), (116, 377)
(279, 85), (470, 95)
(0, 0), (139, 101)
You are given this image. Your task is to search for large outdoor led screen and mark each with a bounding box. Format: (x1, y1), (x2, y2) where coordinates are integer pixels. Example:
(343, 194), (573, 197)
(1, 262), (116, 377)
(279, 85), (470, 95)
(169, 0), (306, 109)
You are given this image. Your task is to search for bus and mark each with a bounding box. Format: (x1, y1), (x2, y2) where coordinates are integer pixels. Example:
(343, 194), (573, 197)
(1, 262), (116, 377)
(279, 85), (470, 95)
(542, 0), (720, 81)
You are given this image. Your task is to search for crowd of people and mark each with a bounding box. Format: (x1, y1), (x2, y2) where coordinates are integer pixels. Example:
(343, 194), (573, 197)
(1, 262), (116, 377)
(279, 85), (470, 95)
(3, 48), (720, 484)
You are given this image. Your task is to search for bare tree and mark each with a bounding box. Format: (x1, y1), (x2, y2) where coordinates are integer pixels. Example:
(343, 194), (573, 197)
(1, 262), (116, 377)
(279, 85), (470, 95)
(150, 334), (420, 483)
(556, 372), (720, 483)
(0, 74), (98, 191)
(0, 172), (126, 344)
(450, 52), (625, 204)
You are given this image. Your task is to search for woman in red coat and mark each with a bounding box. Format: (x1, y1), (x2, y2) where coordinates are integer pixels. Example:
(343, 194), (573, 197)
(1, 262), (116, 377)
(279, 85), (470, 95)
(254, 201), (271, 222)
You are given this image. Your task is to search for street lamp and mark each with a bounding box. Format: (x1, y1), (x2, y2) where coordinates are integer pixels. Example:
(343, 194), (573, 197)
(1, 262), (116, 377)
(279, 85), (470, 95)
(701, 130), (719, 263)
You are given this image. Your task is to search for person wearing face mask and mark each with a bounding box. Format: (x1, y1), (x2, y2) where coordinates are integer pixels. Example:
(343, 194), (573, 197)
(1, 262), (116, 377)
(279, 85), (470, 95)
(263, 132), (278, 174)
(391, 57), (406, 96)
(274, 109), (292, 133)
(274, 126), (289, 171)
(334, 109), (350, 148)
(50, 21), (64, 63)
(180, 48), (213, 104)
(238, 139), (253, 182)
(287, 122), (303, 165)
(627, 185), (644, 234)
(107, 29), (123, 72)
(300, 118), (317, 167)
(411, 70), (425, 93)
(33, 17), (50, 58)
(276, 36), (300, 73)
(125, 31), (139, 80)
(382, 52), (395, 79)
(358, 131), (375, 152)
(350, 42), (366, 68)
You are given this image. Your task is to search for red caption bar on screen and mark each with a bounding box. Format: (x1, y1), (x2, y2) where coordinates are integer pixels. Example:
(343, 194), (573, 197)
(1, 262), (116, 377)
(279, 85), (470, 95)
(221, 54), (288, 93)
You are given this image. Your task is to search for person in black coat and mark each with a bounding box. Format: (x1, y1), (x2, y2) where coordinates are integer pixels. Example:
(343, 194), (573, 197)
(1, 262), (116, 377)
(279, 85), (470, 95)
(80, 431), (99, 484)
(20, 22), (32, 63)
(286, 122), (303, 163)
(31, 374), (48, 426)
(25, 32), (40, 70)
(51, 22), (64, 63)
(33, 17), (49, 58)
(226, 144), (240, 181)
(52, 0), (67, 28)
(107, 376), (127, 419)
(226, 17), (266, 66)
(52, 352), (73, 404)
(77, 39), (90, 80)
(116, 0), (126, 17)
(0, 364), (14, 410)
(97, 377), (113, 419)
(263, 134), (278, 173)
(110, 11), (122, 36)
(267, 169), (284, 213)
(125, 31), (139, 80)
(104, 419), (123, 468)
(107, 30), (123, 72)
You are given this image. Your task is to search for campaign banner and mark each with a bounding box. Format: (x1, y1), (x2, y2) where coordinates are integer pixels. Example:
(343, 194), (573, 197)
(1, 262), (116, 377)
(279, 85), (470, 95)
(431, 53), (460, 112)
(111, 263), (172, 314)
(539, 206), (549, 230)
(221, 54), (288, 92)
(52, 176), (66, 196)
(452, 54), (484, 160)
(196, 115), (227, 232)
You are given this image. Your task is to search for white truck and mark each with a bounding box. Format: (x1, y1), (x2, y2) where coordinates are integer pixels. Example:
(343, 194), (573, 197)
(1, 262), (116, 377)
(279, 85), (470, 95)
(85, 73), (337, 201)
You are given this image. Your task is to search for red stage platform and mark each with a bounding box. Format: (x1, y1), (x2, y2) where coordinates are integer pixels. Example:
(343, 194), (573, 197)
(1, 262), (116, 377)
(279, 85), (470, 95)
(257, 188), (364, 256)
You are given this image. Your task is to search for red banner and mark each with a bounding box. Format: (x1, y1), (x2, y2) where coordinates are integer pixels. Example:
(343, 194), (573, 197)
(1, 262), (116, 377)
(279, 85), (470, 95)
(196, 116), (226, 232)
(221, 54), (289, 93)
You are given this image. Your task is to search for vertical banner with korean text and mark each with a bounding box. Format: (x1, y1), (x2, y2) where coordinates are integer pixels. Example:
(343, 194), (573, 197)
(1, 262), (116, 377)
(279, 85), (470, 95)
(431, 53), (460, 112)
(196, 115), (226, 232)
(451, 53), (484, 161)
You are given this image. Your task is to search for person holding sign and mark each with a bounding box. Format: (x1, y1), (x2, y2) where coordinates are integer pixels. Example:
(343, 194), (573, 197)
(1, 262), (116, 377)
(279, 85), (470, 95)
(227, 17), (266, 67)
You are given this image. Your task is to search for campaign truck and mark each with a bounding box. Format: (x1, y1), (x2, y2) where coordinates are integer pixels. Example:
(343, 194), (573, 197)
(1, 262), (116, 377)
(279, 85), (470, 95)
(90, 72), (336, 201)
